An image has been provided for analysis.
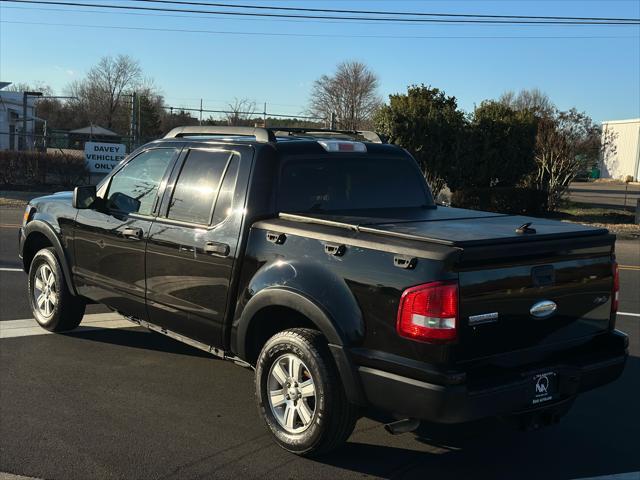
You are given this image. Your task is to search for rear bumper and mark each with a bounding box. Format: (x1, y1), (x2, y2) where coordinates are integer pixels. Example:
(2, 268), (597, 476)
(356, 330), (628, 423)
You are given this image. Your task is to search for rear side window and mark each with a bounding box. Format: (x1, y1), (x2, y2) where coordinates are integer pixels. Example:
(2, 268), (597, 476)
(167, 149), (232, 225)
(211, 156), (239, 225)
(278, 156), (432, 213)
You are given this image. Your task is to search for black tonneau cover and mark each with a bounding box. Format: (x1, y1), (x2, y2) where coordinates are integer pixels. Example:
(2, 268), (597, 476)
(280, 206), (608, 248)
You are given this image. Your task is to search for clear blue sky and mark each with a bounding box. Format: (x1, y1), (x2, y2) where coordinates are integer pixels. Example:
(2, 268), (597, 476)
(1, 0), (639, 122)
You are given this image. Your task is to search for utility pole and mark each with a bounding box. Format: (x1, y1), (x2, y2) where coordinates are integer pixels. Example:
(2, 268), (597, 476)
(330, 112), (336, 130)
(22, 93), (27, 151)
(263, 102), (267, 127)
(137, 94), (141, 144)
(42, 120), (48, 150)
(199, 99), (203, 126)
(129, 92), (137, 149)
(21, 91), (42, 150)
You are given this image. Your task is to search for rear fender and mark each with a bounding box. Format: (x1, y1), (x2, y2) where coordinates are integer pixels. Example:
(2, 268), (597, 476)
(231, 260), (367, 405)
(233, 259), (364, 354)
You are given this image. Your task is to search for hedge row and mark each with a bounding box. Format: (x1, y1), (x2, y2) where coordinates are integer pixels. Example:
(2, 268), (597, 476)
(0, 150), (89, 188)
(451, 187), (548, 216)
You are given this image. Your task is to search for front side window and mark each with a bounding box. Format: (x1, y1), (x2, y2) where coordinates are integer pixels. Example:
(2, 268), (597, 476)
(167, 150), (233, 225)
(106, 148), (177, 215)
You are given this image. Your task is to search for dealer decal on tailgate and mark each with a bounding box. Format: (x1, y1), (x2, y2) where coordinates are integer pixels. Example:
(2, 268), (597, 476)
(532, 372), (558, 405)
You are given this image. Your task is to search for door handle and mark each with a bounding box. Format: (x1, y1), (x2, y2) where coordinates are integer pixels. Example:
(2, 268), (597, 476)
(324, 243), (346, 257)
(266, 232), (286, 244)
(122, 227), (143, 240)
(203, 241), (230, 257)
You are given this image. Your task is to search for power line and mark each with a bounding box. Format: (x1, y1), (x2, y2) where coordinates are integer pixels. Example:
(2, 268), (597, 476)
(12, 4), (626, 28)
(131, 0), (640, 23)
(3, 20), (637, 40)
(2, 0), (639, 25)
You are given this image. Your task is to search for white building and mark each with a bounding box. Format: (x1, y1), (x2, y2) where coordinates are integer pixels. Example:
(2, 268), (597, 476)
(600, 118), (640, 182)
(0, 82), (38, 151)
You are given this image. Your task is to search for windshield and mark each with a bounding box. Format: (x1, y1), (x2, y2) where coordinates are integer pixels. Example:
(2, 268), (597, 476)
(278, 156), (433, 213)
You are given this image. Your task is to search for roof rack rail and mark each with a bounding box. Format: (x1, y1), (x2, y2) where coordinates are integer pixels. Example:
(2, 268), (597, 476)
(163, 126), (385, 144)
(164, 126), (275, 143)
(269, 127), (385, 144)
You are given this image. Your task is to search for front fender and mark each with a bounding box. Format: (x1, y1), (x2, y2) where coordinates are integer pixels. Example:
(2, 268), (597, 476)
(21, 219), (77, 295)
(232, 259), (365, 357)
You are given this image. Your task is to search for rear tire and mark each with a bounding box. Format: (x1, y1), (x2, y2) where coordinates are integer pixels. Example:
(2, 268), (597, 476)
(28, 247), (85, 332)
(255, 328), (358, 456)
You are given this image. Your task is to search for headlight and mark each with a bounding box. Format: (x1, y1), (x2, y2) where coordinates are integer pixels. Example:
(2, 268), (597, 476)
(23, 205), (34, 226)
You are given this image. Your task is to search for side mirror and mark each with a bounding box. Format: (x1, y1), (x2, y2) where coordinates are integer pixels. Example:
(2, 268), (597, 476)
(107, 191), (141, 214)
(72, 185), (97, 209)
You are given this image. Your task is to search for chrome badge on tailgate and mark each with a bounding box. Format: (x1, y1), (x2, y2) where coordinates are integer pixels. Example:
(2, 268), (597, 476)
(468, 312), (499, 326)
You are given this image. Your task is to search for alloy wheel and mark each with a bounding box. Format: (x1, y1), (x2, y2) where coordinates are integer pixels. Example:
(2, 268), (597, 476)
(267, 353), (317, 434)
(34, 263), (57, 318)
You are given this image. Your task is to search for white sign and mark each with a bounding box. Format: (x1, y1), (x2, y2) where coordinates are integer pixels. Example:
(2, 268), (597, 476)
(84, 142), (127, 173)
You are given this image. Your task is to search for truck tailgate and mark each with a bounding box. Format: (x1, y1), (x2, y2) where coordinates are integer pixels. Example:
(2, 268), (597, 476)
(456, 238), (615, 362)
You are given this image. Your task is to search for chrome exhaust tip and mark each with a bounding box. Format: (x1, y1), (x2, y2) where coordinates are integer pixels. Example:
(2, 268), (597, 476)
(384, 418), (420, 435)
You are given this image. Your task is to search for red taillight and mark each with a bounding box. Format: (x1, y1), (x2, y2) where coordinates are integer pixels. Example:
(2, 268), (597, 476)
(612, 261), (620, 315)
(396, 281), (458, 343)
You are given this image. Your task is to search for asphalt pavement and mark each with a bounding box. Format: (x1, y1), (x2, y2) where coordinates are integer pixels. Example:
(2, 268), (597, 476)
(1, 205), (639, 480)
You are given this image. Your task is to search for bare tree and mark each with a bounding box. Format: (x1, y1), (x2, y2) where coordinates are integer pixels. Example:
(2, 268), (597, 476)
(499, 88), (555, 117)
(531, 109), (613, 210)
(3, 81), (54, 96)
(308, 61), (381, 130)
(225, 98), (256, 126)
(67, 55), (142, 131)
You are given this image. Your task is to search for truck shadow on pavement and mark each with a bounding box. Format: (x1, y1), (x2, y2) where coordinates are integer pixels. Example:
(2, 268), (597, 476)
(63, 327), (212, 359)
(58, 328), (639, 479)
(318, 356), (640, 479)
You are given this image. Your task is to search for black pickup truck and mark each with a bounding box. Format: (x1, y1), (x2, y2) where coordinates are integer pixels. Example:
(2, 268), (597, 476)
(19, 126), (627, 456)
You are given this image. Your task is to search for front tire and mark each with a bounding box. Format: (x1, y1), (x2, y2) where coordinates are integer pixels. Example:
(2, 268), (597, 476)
(28, 248), (85, 332)
(255, 328), (358, 456)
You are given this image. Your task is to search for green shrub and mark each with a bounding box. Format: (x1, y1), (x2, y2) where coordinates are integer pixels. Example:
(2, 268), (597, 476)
(0, 150), (88, 188)
(374, 85), (466, 197)
(449, 101), (537, 192)
(451, 187), (548, 216)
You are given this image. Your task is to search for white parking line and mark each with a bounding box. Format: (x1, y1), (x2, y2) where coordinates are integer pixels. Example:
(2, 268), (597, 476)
(0, 268), (23, 272)
(618, 312), (640, 318)
(0, 473), (44, 480)
(0, 313), (136, 339)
